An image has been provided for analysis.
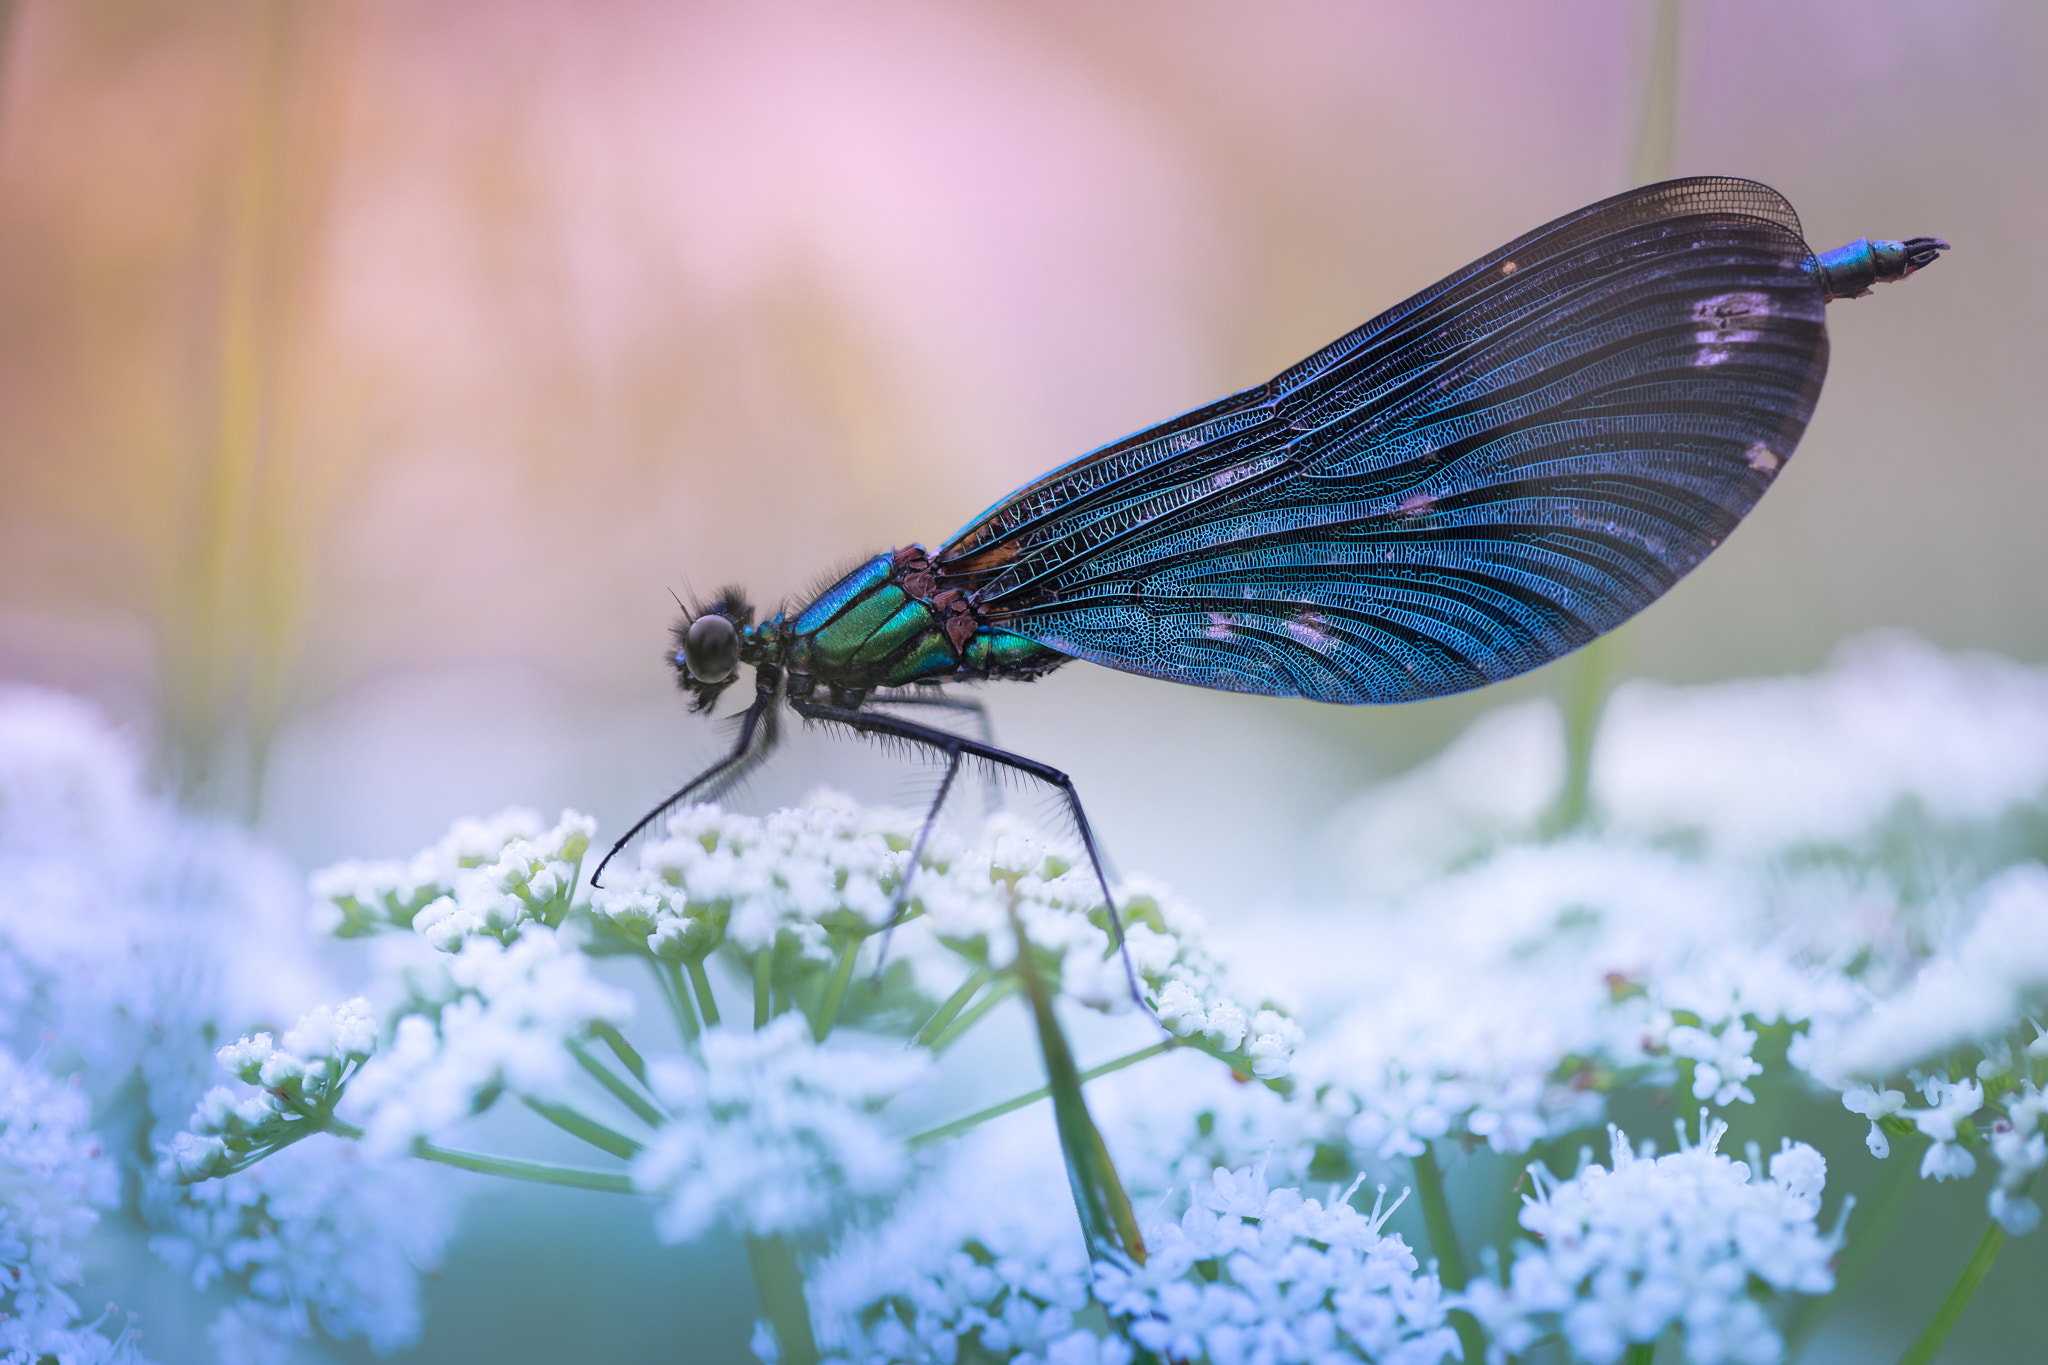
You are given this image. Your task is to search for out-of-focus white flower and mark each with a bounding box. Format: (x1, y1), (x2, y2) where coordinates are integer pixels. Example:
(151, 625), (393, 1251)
(1597, 633), (2048, 856)
(1907, 1073), (1984, 1182)
(633, 1015), (925, 1243)
(1669, 1018), (1763, 1107)
(1463, 1118), (1838, 1365)
(1814, 866), (2048, 1081)
(1094, 1164), (1460, 1365)
(806, 1111), (1096, 1365)
(315, 809), (594, 948)
(149, 1136), (453, 1364)
(342, 926), (632, 1155)
(1841, 1083), (1907, 1158)
(0, 1048), (120, 1339)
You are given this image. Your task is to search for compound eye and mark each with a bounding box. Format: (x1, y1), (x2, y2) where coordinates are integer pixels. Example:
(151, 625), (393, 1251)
(682, 614), (740, 684)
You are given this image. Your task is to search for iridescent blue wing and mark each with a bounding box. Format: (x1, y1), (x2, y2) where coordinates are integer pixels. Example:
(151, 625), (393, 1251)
(933, 177), (1829, 703)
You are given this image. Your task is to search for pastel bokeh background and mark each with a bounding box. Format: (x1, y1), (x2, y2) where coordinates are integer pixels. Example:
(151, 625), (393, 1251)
(1, 0), (2043, 1359)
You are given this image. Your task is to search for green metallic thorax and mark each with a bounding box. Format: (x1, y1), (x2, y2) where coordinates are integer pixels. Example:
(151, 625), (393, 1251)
(763, 549), (1066, 702)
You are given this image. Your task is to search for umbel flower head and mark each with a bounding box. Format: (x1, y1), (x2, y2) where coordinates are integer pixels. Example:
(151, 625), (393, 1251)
(1461, 1115), (1840, 1365)
(590, 799), (1300, 1080)
(633, 1015), (927, 1243)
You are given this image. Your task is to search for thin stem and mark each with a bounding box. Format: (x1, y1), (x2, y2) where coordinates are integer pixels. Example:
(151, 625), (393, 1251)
(522, 1096), (644, 1160)
(908, 1039), (1180, 1148)
(1412, 1144), (1468, 1288)
(592, 1019), (650, 1085)
(926, 974), (1018, 1055)
(1010, 910), (1145, 1266)
(686, 957), (721, 1028)
(1413, 1144), (1486, 1365)
(812, 934), (863, 1041)
(1895, 1219), (2008, 1365)
(754, 946), (774, 1029)
(746, 1234), (820, 1365)
(652, 958), (700, 1045)
(413, 1142), (635, 1194)
(1625, 1343), (1657, 1365)
(914, 965), (990, 1046)
(567, 1037), (665, 1128)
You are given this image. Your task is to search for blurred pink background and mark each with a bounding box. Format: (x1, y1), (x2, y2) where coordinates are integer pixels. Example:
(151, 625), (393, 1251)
(0, 0), (2040, 905)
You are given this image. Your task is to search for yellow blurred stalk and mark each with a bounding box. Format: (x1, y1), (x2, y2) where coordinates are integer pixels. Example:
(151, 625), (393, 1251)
(1550, 0), (1684, 834)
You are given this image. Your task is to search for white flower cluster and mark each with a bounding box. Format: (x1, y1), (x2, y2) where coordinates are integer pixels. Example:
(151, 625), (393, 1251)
(148, 1137), (452, 1364)
(595, 801), (1300, 1078)
(0, 1045), (144, 1364)
(805, 1112), (1105, 1365)
(1096, 1164), (1459, 1365)
(633, 1014), (927, 1243)
(342, 927), (633, 1155)
(591, 798), (909, 961)
(1461, 1119), (1838, 1365)
(0, 688), (452, 1360)
(163, 998), (381, 1182)
(314, 808), (594, 947)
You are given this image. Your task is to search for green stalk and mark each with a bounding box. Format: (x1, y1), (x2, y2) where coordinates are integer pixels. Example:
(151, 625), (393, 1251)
(908, 1040), (1180, 1148)
(1413, 1145), (1485, 1365)
(592, 1019), (650, 1085)
(1895, 1220), (2008, 1365)
(567, 1038), (665, 1128)
(812, 934), (863, 1041)
(1010, 909), (1145, 1265)
(413, 1142), (634, 1194)
(746, 1234), (820, 1365)
(926, 974), (1018, 1055)
(522, 1096), (644, 1160)
(653, 958), (700, 1045)
(686, 957), (722, 1028)
(914, 965), (990, 1046)
(754, 946), (774, 1028)
(1626, 1343), (1658, 1365)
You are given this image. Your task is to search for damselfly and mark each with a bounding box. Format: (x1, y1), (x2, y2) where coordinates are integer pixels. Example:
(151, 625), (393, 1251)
(592, 176), (1946, 953)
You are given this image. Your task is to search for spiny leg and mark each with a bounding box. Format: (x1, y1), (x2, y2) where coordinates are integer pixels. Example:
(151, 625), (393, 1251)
(790, 698), (1147, 1010)
(868, 742), (964, 978)
(591, 674), (781, 889)
(870, 690), (1003, 812)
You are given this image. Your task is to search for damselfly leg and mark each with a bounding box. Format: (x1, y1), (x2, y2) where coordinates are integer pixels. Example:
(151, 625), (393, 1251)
(789, 697), (1146, 1009)
(591, 667), (783, 889)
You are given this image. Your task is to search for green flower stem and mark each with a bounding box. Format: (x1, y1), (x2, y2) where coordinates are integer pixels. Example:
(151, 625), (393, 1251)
(322, 1116), (635, 1193)
(567, 1037), (665, 1128)
(1895, 1219), (2008, 1365)
(686, 956), (722, 1028)
(754, 946), (774, 1028)
(414, 1142), (635, 1194)
(1625, 1343), (1657, 1365)
(653, 959), (700, 1045)
(907, 1039), (1181, 1148)
(746, 1233), (821, 1365)
(1412, 1144), (1468, 1288)
(1010, 911), (1145, 1266)
(914, 965), (990, 1046)
(522, 1095), (644, 1160)
(926, 974), (1018, 1055)
(812, 934), (863, 1041)
(1413, 1144), (1486, 1365)
(592, 1019), (650, 1085)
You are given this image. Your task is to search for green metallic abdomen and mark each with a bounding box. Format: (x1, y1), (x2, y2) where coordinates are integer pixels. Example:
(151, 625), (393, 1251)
(788, 551), (1067, 690)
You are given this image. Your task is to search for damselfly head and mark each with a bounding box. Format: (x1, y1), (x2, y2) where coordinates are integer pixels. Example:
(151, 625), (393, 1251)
(669, 587), (755, 713)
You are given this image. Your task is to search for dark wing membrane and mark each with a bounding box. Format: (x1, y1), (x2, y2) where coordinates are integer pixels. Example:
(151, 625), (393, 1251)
(934, 177), (1828, 703)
